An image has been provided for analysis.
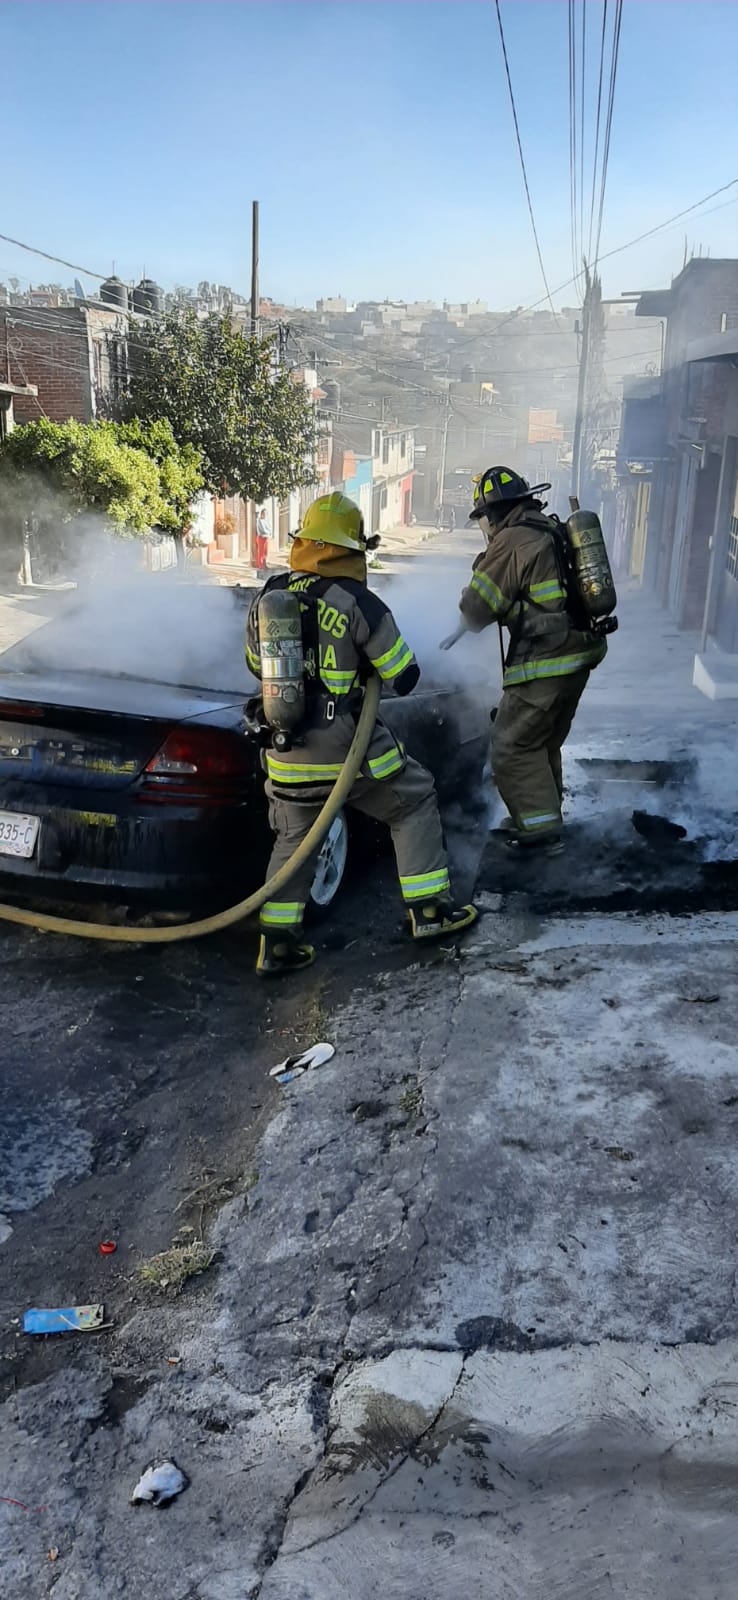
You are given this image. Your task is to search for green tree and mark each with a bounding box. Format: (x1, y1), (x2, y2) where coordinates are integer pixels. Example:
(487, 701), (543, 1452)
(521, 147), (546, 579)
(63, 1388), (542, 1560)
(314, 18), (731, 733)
(0, 417), (203, 536)
(115, 417), (204, 534)
(122, 310), (317, 502)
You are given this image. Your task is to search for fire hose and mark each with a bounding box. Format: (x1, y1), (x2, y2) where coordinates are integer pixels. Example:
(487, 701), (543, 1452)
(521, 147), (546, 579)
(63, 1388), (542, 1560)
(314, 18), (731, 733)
(0, 676), (382, 944)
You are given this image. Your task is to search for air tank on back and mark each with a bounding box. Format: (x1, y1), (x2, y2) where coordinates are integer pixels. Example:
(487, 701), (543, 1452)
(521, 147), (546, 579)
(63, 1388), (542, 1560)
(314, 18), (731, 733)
(565, 509), (618, 625)
(132, 278), (164, 317)
(100, 276), (129, 311)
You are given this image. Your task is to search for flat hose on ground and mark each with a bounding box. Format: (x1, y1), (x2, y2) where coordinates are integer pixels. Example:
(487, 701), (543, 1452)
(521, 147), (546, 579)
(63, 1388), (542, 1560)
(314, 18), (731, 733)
(0, 675), (382, 944)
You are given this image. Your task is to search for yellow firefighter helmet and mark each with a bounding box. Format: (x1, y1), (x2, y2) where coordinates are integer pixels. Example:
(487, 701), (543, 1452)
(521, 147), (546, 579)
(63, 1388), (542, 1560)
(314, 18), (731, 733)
(300, 493), (365, 551)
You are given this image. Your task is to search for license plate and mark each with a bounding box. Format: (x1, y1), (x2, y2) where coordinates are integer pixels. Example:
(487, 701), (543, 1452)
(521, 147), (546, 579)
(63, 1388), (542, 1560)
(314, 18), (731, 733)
(0, 811), (40, 859)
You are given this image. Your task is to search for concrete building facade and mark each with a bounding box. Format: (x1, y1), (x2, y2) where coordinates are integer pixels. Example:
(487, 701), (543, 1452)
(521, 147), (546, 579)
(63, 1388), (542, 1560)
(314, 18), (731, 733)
(618, 261), (738, 649)
(371, 424), (414, 532)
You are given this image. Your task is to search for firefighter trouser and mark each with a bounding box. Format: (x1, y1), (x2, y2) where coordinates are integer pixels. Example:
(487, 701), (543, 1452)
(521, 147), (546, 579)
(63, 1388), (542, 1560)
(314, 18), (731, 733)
(260, 757), (450, 932)
(491, 669), (590, 840)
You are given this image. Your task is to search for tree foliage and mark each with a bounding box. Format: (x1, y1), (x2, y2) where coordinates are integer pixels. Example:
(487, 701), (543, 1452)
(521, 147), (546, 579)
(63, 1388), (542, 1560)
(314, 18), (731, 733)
(0, 417), (204, 536)
(114, 418), (204, 532)
(122, 310), (317, 502)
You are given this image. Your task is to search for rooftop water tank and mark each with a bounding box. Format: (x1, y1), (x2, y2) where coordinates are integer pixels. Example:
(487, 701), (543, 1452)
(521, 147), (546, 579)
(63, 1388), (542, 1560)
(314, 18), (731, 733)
(132, 277), (164, 316)
(100, 275), (129, 310)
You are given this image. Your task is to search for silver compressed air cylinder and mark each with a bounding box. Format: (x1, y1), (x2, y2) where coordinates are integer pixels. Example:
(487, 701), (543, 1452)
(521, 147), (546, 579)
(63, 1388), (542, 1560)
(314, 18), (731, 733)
(256, 588), (306, 733)
(566, 509), (617, 623)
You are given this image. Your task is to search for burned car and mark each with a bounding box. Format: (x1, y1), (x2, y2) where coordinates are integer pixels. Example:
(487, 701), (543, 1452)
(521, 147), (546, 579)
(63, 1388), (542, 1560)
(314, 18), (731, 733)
(0, 581), (488, 916)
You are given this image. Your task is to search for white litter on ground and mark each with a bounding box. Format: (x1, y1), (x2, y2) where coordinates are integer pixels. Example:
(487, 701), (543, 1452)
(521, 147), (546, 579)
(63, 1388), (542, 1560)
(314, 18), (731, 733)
(130, 1459), (189, 1508)
(269, 1043), (336, 1082)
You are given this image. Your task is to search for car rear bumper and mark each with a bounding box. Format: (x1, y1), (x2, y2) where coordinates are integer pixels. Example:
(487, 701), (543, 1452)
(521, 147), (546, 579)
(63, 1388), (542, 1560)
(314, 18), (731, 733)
(0, 787), (271, 910)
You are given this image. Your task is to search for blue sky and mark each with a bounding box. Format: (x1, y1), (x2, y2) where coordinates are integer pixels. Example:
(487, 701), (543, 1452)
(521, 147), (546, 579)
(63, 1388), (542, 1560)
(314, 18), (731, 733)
(2, 1), (737, 309)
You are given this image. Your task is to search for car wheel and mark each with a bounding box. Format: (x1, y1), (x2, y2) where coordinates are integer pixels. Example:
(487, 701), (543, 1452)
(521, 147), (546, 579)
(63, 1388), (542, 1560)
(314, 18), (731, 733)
(308, 810), (349, 918)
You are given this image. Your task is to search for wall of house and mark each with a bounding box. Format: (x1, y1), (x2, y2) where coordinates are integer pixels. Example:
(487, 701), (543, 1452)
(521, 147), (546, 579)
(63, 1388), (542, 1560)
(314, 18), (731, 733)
(376, 474), (407, 532)
(343, 455), (373, 532)
(372, 427), (415, 479)
(371, 426), (415, 529)
(0, 303), (132, 425)
(1, 306), (93, 423)
(663, 261), (738, 370)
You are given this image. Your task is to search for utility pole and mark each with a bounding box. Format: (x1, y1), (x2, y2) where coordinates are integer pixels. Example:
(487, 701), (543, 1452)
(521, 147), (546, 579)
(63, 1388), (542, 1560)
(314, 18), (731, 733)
(250, 200), (260, 339)
(571, 276), (590, 501)
(436, 391), (451, 515)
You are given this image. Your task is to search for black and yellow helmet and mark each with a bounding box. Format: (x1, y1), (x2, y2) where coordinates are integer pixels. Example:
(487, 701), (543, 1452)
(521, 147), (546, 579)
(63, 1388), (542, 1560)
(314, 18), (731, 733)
(470, 466), (549, 521)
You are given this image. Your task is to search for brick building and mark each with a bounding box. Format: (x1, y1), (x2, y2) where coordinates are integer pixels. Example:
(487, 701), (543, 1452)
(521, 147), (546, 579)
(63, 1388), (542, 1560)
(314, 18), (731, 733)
(0, 301), (129, 427)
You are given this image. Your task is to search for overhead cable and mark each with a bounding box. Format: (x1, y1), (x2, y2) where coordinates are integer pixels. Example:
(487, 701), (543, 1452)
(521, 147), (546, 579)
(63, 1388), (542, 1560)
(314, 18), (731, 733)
(493, 0), (557, 315)
(567, 0), (580, 292)
(593, 0), (624, 265)
(587, 0), (609, 261)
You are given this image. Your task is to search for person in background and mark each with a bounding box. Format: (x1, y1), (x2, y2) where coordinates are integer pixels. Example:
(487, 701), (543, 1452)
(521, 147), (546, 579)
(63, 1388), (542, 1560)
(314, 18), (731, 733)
(255, 506), (271, 576)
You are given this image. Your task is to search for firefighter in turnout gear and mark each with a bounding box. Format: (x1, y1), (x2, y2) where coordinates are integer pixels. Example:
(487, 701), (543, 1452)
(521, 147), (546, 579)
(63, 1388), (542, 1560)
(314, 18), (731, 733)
(458, 467), (607, 853)
(247, 492), (477, 976)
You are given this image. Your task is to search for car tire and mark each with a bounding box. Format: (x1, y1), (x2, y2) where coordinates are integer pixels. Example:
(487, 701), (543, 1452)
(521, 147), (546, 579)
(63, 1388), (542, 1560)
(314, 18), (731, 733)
(306, 810), (349, 921)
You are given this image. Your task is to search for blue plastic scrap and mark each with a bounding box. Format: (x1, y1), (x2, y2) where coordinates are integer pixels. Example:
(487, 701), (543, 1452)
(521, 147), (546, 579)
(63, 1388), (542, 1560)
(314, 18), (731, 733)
(23, 1304), (105, 1335)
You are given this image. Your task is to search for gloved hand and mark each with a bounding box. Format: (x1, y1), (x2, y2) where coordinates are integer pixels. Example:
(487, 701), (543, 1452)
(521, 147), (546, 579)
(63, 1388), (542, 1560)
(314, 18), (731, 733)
(243, 696), (269, 740)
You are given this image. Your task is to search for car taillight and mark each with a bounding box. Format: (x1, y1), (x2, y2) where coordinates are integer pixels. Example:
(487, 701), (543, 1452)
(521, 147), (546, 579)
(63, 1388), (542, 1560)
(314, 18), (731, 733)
(140, 726), (251, 803)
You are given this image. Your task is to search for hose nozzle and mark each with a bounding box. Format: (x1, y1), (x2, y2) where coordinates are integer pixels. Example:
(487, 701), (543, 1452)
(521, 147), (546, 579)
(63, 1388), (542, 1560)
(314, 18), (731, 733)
(439, 624), (468, 652)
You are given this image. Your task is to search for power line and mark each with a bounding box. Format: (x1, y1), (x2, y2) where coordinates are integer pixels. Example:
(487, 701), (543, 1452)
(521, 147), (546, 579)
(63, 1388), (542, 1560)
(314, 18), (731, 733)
(579, 0), (587, 276)
(493, 0), (557, 315)
(0, 231), (105, 281)
(587, 0), (609, 261)
(567, 0), (580, 294)
(440, 177), (738, 355)
(593, 0), (624, 266)
(5, 173), (738, 409)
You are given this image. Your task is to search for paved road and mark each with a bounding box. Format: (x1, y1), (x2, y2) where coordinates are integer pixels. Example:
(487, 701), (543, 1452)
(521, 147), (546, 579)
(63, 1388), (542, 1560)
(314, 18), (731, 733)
(2, 564), (738, 1597)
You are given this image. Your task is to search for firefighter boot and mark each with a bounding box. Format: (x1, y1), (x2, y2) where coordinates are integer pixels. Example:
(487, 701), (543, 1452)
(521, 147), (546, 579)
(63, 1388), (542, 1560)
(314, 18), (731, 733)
(409, 900), (478, 941)
(256, 931), (316, 978)
(503, 832), (564, 858)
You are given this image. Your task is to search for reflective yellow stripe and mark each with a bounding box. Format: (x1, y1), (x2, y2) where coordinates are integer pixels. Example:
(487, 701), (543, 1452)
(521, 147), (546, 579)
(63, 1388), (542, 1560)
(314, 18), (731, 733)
(372, 635), (409, 670)
(519, 812), (560, 831)
(529, 581), (566, 602)
(504, 642), (605, 686)
(320, 669), (356, 694)
(246, 645), (261, 670)
(380, 649), (413, 681)
(470, 572), (508, 614)
(399, 868), (450, 902)
(260, 901), (305, 927)
(368, 747), (405, 779)
(370, 637), (414, 679)
(266, 755), (343, 784)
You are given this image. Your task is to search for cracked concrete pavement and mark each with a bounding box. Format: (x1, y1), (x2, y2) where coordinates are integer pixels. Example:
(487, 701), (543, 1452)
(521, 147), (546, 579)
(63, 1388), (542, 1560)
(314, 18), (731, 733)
(2, 572), (738, 1597)
(4, 908), (738, 1597)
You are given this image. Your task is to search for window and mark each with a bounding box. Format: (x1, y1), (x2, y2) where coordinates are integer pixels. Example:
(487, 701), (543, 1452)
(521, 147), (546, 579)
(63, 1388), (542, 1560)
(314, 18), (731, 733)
(382, 436), (390, 466)
(400, 434), (406, 458)
(380, 488), (388, 510)
(373, 431), (380, 458)
(727, 474), (738, 580)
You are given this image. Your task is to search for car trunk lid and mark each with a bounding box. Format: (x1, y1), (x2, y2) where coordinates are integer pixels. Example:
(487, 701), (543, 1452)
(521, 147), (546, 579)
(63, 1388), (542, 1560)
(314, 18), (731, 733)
(0, 673), (242, 791)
